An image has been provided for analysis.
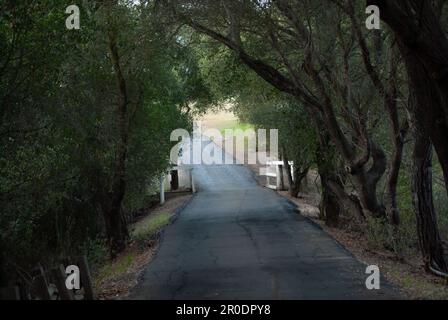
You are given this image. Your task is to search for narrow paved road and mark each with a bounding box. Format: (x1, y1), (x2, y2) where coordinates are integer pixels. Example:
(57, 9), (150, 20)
(131, 140), (399, 300)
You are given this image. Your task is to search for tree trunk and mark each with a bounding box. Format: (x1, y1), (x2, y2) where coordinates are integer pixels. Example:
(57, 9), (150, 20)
(402, 46), (448, 197)
(347, 141), (387, 219)
(281, 148), (310, 198)
(282, 148), (299, 197)
(293, 167), (309, 196)
(103, 201), (128, 256)
(314, 135), (342, 227)
(319, 172), (341, 228)
(385, 137), (404, 226)
(384, 48), (406, 226)
(278, 164), (285, 191)
(412, 128), (448, 274)
(103, 13), (130, 256)
(369, 0), (448, 194)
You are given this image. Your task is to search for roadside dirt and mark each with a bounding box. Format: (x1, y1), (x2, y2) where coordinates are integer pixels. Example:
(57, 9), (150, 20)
(93, 194), (193, 300)
(246, 163), (448, 300)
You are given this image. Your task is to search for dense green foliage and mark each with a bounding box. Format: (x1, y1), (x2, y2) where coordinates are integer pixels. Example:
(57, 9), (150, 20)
(1, 0), (448, 291)
(0, 1), (208, 284)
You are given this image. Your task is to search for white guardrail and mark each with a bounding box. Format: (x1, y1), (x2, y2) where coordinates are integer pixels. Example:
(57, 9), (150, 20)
(263, 161), (294, 190)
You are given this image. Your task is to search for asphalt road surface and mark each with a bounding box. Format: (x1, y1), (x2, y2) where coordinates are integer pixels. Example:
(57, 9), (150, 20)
(131, 139), (399, 300)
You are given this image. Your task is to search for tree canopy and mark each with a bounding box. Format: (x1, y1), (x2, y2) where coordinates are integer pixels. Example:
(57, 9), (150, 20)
(1, 0), (448, 292)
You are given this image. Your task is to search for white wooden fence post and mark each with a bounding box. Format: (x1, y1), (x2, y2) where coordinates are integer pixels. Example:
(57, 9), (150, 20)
(190, 169), (196, 193)
(160, 174), (165, 205)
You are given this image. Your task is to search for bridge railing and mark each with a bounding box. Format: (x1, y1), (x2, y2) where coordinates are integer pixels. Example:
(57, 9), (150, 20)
(262, 161), (294, 190)
(159, 166), (196, 205)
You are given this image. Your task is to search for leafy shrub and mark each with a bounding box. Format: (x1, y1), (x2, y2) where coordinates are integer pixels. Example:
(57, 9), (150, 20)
(364, 212), (418, 259)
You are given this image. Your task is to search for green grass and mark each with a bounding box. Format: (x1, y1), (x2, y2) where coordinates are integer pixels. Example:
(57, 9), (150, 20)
(388, 266), (448, 299)
(93, 212), (173, 287)
(131, 212), (172, 240)
(94, 251), (137, 285)
(131, 212), (173, 250)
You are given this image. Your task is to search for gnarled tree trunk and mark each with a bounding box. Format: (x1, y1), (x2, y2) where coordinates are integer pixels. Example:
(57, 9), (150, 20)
(282, 148), (309, 198)
(412, 129), (447, 274)
(314, 132), (343, 227)
(319, 171), (342, 228)
(369, 0), (448, 194)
